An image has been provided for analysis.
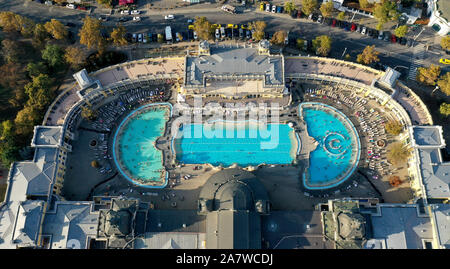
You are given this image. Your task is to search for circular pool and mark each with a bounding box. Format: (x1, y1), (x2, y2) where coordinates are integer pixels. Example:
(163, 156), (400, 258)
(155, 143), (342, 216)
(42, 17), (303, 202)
(299, 102), (361, 190)
(112, 103), (172, 188)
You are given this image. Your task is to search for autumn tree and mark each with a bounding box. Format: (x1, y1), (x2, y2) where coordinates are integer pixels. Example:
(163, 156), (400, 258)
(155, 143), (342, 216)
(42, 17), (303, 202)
(301, 0), (318, 16)
(356, 45), (380, 65)
(385, 120), (403, 135)
(44, 19), (68, 40)
(24, 74), (55, 111)
(270, 30), (287, 46)
(320, 1), (334, 18)
(416, 64), (441, 86)
(14, 105), (42, 137)
(388, 176), (402, 187)
(79, 16), (105, 53)
(250, 21), (267, 42)
(193, 16), (213, 40)
(437, 72), (450, 96)
(441, 36), (450, 51)
(110, 24), (128, 46)
(387, 142), (411, 166)
(91, 160), (100, 168)
(65, 46), (87, 69)
(394, 25), (408, 37)
(16, 15), (36, 37)
(359, 0), (371, 9)
(0, 11), (21, 33)
(81, 106), (98, 121)
(97, 0), (113, 8)
(312, 35), (332, 56)
(296, 38), (305, 50)
(284, 1), (297, 14)
(32, 23), (49, 49)
(440, 103), (450, 116)
(373, 0), (399, 30)
(1, 39), (21, 64)
(42, 44), (66, 69)
(337, 11), (345, 20)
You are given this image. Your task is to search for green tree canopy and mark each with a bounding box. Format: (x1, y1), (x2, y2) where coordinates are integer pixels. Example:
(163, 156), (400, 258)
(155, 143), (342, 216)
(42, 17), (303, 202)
(337, 11), (345, 20)
(26, 62), (48, 78)
(284, 1), (297, 14)
(24, 73), (54, 110)
(312, 35), (332, 56)
(394, 25), (408, 37)
(437, 72), (450, 96)
(373, 0), (399, 30)
(302, 0), (318, 16)
(42, 44), (65, 68)
(32, 23), (49, 49)
(296, 38), (305, 51)
(439, 103), (450, 116)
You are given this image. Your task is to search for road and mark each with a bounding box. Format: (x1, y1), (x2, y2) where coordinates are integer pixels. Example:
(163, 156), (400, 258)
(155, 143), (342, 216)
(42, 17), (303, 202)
(0, 0), (448, 77)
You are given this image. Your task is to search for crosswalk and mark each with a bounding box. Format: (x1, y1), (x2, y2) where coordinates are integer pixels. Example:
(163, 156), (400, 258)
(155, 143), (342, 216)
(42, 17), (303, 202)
(408, 44), (426, 80)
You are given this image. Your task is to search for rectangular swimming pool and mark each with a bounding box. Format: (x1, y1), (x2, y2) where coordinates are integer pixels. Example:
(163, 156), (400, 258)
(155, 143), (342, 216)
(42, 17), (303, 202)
(173, 122), (298, 167)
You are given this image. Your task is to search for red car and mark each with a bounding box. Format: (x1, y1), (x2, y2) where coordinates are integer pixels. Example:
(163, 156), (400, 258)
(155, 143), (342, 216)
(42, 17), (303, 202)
(77, 6), (87, 10)
(351, 23), (357, 31)
(391, 34), (397, 43)
(332, 19), (337, 27)
(297, 10), (302, 18)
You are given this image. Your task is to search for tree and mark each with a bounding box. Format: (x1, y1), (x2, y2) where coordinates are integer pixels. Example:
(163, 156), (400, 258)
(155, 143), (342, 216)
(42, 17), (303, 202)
(440, 103), (450, 116)
(24, 74), (54, 110)
(91, 160), (100, 168)
(344, 54), (351, 61)
(14, 105), (42, 136)
(81, 106), (98, 121)
(0, 12), (21, 33)
(389, 176), (402, 187)
(337, 11), (345, 20)
(42, 44), (65, 68)
(79, 16), (105, 52)
(373, 0), (399, 30)
(16, 15), (36, 37)
(301, 0), (318, 16)
(359, 0), (371, 9)
(65, 46), (87, 69)
(385, 120), (403, 135)
(312, 35), (332, 56)
(110, 24), (128, 46)
(387, 142), (411, 166)
(416, 64), (441, 86)
(250, 21), (267, 42)
(441, 36), (450, 51)
(44, 19), (68, 40)
(320, 1), (334, 18)
(157, 33), (164, 43)
(356, 45), (380, 65)
(296, 38), (305, 50)
(284, 1), (297, 14)
(0, 120), (14, 141)
(1, 39), (21, 64)
(27, 62), (48, 78)
(437, 72), (450, 96)
(193, 17), (213, 40)
(32, 23), (49, 49)
(394, 25), (408, 37)
(270, 30), (287, 46)
(97, 0), (113, 8)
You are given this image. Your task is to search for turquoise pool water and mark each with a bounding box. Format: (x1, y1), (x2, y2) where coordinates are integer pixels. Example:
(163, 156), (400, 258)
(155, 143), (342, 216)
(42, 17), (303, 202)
(173, 122), (298, 166)
(301, 103), (360, 190)
(113, 104), (170, 186)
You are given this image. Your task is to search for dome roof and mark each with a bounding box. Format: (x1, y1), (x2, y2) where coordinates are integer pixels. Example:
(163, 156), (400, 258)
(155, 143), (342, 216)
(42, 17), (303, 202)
(216, 181), (253, 210)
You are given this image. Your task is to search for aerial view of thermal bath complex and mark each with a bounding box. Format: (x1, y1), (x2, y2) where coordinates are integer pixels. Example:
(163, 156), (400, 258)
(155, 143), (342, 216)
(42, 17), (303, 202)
(1, 40), (449, 250)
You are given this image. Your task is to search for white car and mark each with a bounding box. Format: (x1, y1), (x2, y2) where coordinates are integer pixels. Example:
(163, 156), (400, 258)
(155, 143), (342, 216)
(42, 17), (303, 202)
(131, 10), (140, 15)
(361, 27), (367, 35)
(378, 31), (384, 40)
(121, 10), (130, 15)
(271, 5), (276, 13)
(138, 33), (143, 43)
(215, 28), (220, 39)
(133, 16), (141, 22)
(45, 1), (53, 6)
(317, 15), (323, 23)
(265, 4), (271, 12)
(165, 15), (174, 20)
(66, 4), (75, 9)
(193, 31), (198, 40)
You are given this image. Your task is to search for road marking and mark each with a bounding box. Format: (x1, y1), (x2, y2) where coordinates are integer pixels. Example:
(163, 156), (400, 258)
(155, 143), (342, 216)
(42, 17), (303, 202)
(408, 44), (426, 80)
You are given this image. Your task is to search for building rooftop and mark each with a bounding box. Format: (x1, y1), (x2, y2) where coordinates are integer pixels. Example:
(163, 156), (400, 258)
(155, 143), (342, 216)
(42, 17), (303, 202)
(146, 210), (206, 233)
(42, 202), (98, 249)
(135, 232), (206, 249)
(417, 148), (450, 199)
(430, 204), (450, 248)
(185, 46), (283, 87)
(11, 200), (45, 248)
(369, 205), (433, 249)
(411, 126), (445, 147)
(31, 126), (63, 147)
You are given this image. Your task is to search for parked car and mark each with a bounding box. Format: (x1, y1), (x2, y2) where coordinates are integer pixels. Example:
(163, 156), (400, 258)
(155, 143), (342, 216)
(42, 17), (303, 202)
(439, 58), (450, 64)
(344, 22), (351, 31)
(193, 31), (198, 40)
(215, 28), (220, 39)
(291, 10), (297, 19)
(226, 28), (232, 38)
(125, 33), (132, 42)
(383, 32), (390, 41)
(265, 4), (271, 12)
(138, 33), (143, 43)
(131, 10), (140, 15)
(276, 6), (283, 13)
(260, 2), (265, 11)
(132, 16), (141, 22)
(66, 4), (75, 9)
(220, 27), (226, 38)
(271, 5), (276, 13)
(77, 6), (87, 10)
(378, 31), (384, 40)
(351, 23), (357, 31)
(407, 38), (413, 47)
(165, 14), (174, 20)
(390, 34), (397, 43)
(332, 19), (337, 27)
(175, 32), (181, 42)
(119, 17), (129, 22)
(120, 10), (130, 15)
(246, 29), (251, 39)
(147, 33), (152, 42)
(45, 1), (53, 5)
(361, 27), (367, 35)
(317, 15), (323, 24)
(233, 28), (239, 38)
(297, 10), (303, 18)
(132, 33), (137, 42)
(308, 13), (313, 20)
